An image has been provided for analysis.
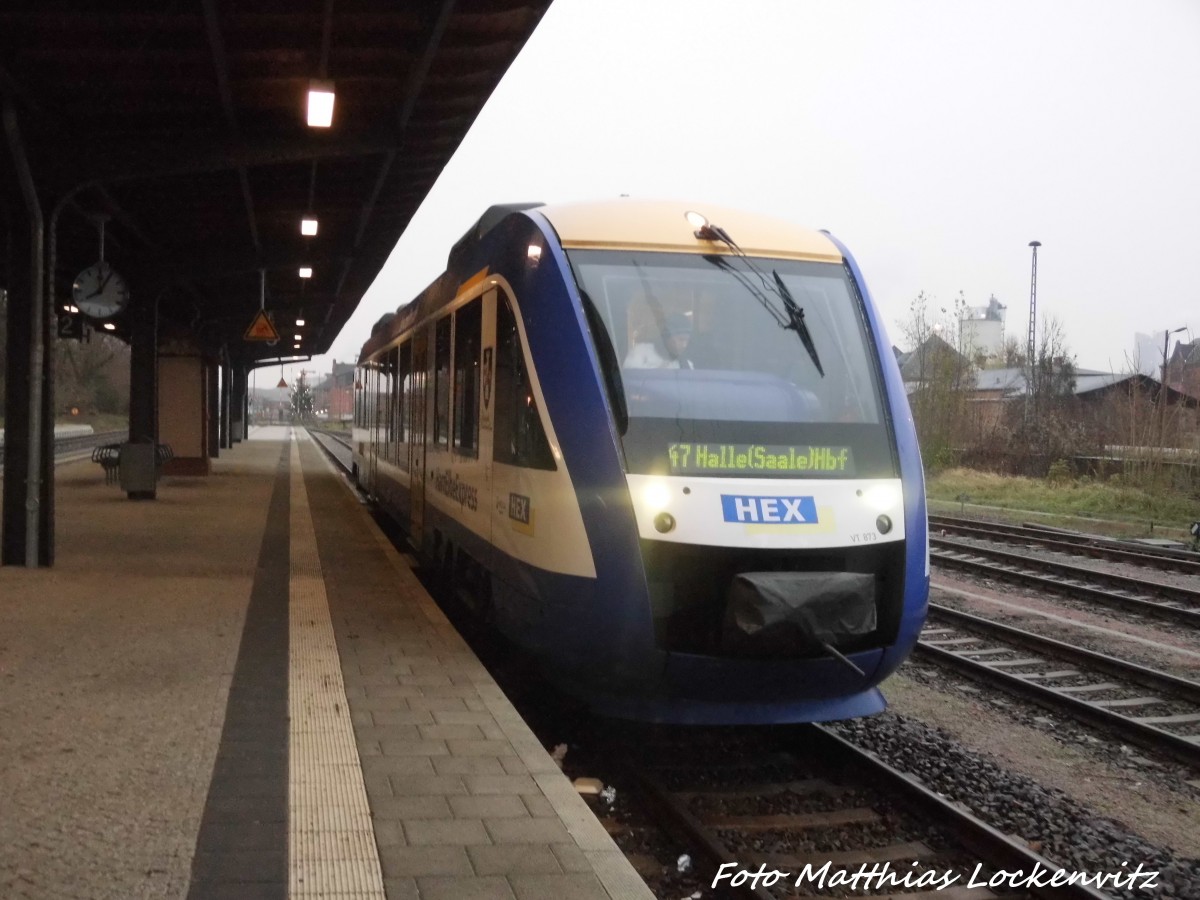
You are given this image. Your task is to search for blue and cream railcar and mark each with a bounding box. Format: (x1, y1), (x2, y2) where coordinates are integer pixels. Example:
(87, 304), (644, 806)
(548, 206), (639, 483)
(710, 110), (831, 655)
(352, 199), (928, 724)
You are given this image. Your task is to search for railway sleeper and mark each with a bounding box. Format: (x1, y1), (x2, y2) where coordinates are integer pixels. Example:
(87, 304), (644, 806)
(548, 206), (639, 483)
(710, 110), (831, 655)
(1090, 696), (1166, 708)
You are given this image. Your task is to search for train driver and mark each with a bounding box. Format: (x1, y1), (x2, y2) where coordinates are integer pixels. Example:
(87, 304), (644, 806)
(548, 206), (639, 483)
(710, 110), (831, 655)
(624, 313), (694, 369)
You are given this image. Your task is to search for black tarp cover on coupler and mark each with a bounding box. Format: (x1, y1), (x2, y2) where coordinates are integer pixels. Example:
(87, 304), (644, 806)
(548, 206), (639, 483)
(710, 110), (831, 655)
(722, 571), (876, 656)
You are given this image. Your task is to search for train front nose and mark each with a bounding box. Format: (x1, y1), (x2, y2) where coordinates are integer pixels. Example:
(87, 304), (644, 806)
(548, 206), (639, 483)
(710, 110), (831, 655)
(721, 570), (877, 673)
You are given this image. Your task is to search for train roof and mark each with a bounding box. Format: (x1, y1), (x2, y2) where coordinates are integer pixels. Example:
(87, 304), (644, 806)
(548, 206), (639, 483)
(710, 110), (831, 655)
(357, 198), (844, 363)
(537, 198), (843, 262)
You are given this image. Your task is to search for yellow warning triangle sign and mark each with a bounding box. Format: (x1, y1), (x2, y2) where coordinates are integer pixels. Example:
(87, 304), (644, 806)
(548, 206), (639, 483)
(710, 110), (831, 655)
(244, 310), (280, 342)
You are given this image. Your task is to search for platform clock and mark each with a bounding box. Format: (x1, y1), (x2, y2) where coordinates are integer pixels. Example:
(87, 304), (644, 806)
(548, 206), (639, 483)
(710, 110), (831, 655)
(72, 261), (129, 319)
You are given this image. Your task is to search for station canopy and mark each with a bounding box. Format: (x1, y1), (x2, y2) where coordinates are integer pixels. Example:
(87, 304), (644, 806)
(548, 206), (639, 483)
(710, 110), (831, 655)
(0, 0), (552, 362)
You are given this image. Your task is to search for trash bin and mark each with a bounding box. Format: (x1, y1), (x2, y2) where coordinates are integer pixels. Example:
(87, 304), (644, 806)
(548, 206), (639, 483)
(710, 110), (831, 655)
(119, 442), (158, 494)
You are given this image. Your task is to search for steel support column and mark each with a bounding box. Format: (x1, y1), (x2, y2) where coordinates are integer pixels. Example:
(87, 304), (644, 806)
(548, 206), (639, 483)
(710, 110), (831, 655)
(127, 291), (158, 499)
(128, 293), (158, 445)
(230, 365), (245, 443)
(207, 357), (220, 458)
(220, 355), (232, 449)
(2, 99), (53, 566)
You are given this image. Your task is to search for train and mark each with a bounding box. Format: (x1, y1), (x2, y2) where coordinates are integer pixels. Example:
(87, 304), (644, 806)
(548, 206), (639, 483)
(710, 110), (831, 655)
(352, 198), (929, 724)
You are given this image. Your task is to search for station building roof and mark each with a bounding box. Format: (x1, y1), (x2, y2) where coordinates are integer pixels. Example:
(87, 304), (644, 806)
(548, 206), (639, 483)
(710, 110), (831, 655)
(0, 0), (552, 364)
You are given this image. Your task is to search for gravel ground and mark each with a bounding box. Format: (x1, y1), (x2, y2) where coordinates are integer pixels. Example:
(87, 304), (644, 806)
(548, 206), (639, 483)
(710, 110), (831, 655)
(872, 668), (1200, 874)
(832, 708), (1200, 898)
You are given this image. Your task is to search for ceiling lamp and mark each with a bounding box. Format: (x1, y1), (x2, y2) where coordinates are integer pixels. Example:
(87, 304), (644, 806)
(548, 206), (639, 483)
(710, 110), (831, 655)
(299, 267), (313, 279)
(301, 217), (318, 236)
(307, 80), (335, 127)
(296, 318), (306, 326)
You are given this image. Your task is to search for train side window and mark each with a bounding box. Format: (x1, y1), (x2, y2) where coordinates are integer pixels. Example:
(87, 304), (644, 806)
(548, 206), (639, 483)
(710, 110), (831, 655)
(384, 347), (398, 460)
(433, 316), (452, 447)
(354, 369), (362, 426)
(453, 298), (482, 457)
(396, 341), (411, 448)
(364, 365), (375, 431)
(493, 291), (555, 470)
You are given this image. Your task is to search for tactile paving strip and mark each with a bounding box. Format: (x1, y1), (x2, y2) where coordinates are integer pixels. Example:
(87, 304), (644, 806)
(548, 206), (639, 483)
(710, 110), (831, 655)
(288, 435), (387, 899)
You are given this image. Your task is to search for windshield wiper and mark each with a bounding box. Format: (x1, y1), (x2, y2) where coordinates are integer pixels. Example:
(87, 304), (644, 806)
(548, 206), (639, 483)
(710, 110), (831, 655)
(773, 270), (824, 377)
(703, 254), (788, 329)
(702, 249), (825, 378)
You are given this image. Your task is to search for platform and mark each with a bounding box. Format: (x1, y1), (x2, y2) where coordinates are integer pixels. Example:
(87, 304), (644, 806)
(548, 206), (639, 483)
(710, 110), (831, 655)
(0, 426), (653, 900)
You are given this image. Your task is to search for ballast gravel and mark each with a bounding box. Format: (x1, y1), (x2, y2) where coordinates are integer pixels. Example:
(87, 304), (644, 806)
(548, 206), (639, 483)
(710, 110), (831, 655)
(830, 712), (1200, 899)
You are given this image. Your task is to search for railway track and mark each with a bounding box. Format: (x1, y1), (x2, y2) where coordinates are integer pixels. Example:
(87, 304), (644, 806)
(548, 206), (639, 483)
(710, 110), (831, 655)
(0, 428), (127, 466)
(930, 514), (1200, 575)
(918, 604), (1200, 770)
(307, 427), (354, 470)
(316, 433), (1187, 895)
(930, 534), (1200, 628)
(611, 725), (1110, 899)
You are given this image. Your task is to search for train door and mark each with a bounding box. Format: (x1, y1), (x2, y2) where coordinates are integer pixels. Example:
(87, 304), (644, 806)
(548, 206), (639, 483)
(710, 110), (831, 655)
(373, 355), (393, 493)
(488, 287), (558, 569)
(478, 290), (498, 553)
(366, 362), (379, 494)
(408, 329), (429, 539)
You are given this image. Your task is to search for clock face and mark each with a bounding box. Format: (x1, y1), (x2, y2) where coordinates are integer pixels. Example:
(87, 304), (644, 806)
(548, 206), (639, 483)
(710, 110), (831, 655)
(72, 261), (129, 319)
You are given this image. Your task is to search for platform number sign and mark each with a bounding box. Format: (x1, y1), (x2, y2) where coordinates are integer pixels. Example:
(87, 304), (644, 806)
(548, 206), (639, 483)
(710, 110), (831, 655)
(57, 313), (84, 341)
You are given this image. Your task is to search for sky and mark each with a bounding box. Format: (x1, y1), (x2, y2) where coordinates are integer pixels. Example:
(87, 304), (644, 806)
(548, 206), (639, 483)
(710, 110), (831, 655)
(287, 0), (1200, 386)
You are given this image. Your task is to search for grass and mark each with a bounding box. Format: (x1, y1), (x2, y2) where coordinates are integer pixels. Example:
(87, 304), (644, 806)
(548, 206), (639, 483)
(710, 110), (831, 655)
(926, 467), (1200, 542)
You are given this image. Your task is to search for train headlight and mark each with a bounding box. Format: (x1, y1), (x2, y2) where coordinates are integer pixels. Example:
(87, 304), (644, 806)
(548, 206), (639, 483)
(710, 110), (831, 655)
(876, 514), (893, 535)
(860, 484), (900, 512)
(654, 512), (676, 533)
(642, 480), (670, 513)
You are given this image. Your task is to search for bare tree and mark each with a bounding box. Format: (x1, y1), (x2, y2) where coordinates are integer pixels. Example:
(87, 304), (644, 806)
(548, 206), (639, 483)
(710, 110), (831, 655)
(899, 291), (976, 471)
(1001, 315), (1091, 471)
(56, 329), (130, 416)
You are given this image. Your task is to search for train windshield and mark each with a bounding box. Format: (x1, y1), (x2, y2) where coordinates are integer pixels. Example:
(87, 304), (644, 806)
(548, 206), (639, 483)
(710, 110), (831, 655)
(568, 249), (897, 478)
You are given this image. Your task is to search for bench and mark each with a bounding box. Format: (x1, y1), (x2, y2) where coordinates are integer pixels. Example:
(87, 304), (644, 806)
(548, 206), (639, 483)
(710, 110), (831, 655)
(91, 442), (175, 486)
(91, 444), (122, 484)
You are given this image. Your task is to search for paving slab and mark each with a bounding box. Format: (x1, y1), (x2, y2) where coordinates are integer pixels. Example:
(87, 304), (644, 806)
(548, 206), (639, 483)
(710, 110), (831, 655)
(0, 428), (654, 900)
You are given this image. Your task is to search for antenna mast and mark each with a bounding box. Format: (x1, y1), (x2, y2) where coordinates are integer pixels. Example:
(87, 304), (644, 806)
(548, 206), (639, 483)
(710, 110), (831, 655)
(1025, 240), (1041, 427)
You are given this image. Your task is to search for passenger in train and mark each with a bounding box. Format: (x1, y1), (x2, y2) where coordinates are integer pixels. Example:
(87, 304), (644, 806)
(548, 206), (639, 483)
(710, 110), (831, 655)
(624, 313), (694, 369)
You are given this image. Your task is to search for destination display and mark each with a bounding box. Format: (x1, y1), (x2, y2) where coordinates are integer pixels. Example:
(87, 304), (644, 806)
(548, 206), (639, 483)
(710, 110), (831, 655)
(667, 443), (855, 476)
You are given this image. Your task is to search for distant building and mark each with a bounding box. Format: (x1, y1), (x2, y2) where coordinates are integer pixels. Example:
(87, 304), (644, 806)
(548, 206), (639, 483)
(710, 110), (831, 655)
(893, 333), (972, 388)
(1167, 341), (1200, 399)
(964, 367), (1198, 449)
(313, 361), (356, 421)
(958, 295), (1006, 361)
(249, 386), (291, 424)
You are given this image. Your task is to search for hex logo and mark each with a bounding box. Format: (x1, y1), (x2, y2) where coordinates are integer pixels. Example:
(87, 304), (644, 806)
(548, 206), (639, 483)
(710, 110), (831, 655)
(721, 495), (818, 524)
(508, 492), (531, 524)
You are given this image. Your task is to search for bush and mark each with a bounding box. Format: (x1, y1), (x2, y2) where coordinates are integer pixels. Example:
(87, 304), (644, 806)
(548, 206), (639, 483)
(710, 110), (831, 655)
(1046, 458), (1072, 485)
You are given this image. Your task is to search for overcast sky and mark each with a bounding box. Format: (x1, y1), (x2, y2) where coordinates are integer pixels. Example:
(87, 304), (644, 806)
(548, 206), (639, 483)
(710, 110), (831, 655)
(285, 0), (1200, 387)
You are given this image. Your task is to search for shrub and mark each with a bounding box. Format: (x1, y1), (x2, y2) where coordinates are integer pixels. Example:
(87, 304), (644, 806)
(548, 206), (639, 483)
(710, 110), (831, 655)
(1046, 458), (1072, 485)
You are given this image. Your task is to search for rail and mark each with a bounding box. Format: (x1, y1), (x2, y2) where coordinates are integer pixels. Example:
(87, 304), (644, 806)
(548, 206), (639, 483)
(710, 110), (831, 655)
(930, 514), (1200, 573)
(931, 535), (1200, 628)
(0, 429), (127, 466)
(625, 730), (1110, 900)
(919, 604), (1200, 770)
